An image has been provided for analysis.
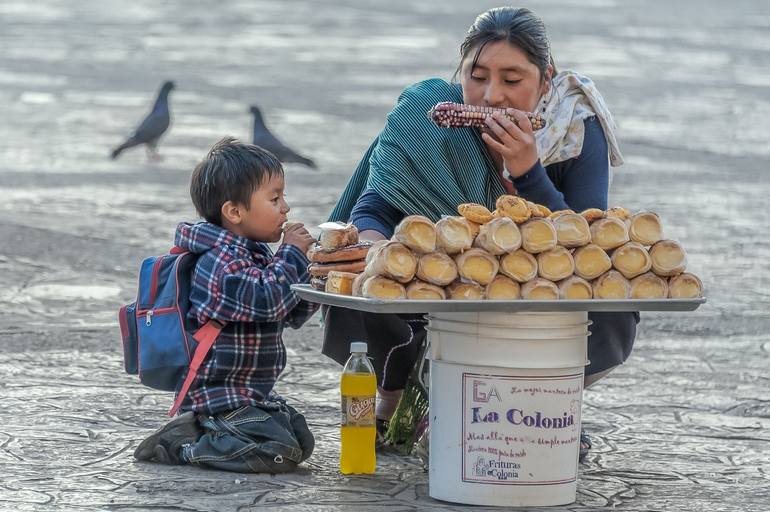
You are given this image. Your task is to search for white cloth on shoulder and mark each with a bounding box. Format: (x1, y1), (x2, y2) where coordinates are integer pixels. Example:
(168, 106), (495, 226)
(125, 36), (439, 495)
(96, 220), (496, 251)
(535, 70), (624, 168)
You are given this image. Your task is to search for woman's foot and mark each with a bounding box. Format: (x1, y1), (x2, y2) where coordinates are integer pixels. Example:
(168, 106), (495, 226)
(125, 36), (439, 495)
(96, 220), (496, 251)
(579, 431), (592, 462)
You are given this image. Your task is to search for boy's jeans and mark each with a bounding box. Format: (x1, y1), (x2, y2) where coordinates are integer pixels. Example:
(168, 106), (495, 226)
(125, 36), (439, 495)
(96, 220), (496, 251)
(182, 399), (314, 473)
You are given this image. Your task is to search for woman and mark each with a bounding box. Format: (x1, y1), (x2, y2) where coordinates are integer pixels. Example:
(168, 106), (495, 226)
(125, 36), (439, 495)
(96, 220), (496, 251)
(322, 6), (638, 460)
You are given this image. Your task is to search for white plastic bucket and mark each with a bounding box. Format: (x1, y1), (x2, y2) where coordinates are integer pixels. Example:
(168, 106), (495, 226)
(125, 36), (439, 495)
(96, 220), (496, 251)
(427, 311), (589, 507)
(428, 312), (590, 369)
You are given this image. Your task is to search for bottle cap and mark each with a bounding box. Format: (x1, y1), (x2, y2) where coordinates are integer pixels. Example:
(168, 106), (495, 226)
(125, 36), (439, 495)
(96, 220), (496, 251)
(349, 341), (368, 354)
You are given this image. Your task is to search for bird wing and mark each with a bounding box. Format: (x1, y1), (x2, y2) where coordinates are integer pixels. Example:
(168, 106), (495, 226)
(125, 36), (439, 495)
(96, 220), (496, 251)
(254, 131), (311, 162)
(252, 130), (288, 157)
(131, 110), (170, 144)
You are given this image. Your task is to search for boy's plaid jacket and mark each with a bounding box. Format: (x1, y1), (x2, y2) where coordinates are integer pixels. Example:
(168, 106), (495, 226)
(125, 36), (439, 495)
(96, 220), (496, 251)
(174, 222), (317, 416)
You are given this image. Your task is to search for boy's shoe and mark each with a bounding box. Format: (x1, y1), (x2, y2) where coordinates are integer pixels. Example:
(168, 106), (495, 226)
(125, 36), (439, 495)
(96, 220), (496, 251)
(134, 412), (201, 464)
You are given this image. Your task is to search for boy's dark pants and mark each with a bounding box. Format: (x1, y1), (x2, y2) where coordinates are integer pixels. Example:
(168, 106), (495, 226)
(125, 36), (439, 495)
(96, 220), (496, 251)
(183, 400), (314, 473)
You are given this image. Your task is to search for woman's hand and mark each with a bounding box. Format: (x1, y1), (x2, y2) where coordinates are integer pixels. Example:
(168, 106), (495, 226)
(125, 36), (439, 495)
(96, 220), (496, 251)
(481, 109), (539, 179)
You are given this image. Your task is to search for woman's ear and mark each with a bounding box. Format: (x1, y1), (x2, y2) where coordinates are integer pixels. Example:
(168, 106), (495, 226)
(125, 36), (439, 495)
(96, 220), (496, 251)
(221, 200), (242, 225)
(541, 63), (554, 95)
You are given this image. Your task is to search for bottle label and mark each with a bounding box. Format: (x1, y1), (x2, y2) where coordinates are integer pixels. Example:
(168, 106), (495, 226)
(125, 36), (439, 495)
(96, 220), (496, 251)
(341, 395), (375, 427)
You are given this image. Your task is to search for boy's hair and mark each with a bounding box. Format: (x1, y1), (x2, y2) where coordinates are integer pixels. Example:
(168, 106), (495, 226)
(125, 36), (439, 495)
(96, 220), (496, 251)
(190, 137), (284, 225)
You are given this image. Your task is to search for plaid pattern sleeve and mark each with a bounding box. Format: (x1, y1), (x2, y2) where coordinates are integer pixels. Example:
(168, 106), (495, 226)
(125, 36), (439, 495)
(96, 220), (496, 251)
(278, 244), (320, 329)
(207, 243), (310, 324)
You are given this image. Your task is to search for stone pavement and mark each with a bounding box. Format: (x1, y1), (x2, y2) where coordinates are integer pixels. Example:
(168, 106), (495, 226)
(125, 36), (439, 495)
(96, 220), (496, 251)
(1, 0), (769, 510)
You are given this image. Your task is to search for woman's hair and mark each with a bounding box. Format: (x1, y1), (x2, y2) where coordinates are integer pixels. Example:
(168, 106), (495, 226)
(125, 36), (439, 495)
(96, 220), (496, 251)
(454, 7), (556, 81)
(190, 136), (283, 225)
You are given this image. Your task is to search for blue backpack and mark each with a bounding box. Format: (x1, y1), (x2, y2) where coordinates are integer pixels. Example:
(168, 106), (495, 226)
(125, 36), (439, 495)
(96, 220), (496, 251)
(119, 247), (224, 416)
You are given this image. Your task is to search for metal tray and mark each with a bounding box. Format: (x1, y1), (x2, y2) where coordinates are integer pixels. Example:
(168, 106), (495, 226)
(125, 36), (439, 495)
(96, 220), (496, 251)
(292, 285), (706, 314)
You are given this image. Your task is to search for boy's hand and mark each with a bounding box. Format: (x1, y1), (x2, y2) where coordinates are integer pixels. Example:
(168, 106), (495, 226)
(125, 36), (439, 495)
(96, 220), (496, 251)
(282, 222), (315, 254)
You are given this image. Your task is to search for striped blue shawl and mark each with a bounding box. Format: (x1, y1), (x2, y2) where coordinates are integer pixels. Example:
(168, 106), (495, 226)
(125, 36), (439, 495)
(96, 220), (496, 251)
(328, 78), (506, 223)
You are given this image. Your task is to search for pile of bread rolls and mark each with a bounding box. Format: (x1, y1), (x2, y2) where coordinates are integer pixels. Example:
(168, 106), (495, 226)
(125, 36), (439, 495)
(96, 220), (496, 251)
(308, 222), (372, 293)
(318, 196), (703, 301)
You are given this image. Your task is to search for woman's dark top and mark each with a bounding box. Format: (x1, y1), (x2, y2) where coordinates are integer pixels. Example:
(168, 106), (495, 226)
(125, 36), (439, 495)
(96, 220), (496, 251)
(351, 116), (610, 236)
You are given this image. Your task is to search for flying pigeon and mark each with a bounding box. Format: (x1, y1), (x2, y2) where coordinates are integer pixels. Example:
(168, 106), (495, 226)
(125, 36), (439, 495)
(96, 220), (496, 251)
(250, 105), (316, 169)
(111, 81), (175, 160)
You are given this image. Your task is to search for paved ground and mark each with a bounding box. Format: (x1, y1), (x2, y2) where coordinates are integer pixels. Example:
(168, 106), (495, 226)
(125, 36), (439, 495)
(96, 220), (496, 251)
(1, 0), (769, 510)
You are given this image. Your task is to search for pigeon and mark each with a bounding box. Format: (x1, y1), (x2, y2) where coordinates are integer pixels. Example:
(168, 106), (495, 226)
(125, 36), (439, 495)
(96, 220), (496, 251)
(111, 80), (175, 160)
(250, 105), (316, 169)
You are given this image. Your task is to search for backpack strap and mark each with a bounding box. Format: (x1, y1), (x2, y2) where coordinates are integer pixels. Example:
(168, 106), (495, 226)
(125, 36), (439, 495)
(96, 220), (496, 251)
(167, 319), (225, 417)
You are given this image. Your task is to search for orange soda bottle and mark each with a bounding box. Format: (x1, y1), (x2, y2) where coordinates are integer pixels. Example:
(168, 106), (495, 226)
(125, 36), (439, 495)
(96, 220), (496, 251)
(340, 341), (377, 474)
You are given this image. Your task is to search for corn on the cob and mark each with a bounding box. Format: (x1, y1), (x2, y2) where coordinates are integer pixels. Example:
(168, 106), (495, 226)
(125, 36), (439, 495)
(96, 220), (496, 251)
(428, 101), (546, 131)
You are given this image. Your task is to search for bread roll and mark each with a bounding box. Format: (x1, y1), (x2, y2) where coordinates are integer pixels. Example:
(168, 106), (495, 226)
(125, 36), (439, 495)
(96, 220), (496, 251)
(393, 215), (437, 253)
(590, 217), (630, 250)
(458, 203), (494, 224)
(495, 195), (531, 223)
(415, 251), (458, 286)
(649, 239), (687, 276)
(435, 216), (474, 254)
(558, 276), (593, 300)
(455, 248), (499, 285)
(605, 206), (632, 221)
(406, 280), (446, 300)
(537, 246), (575, 281)
(548, 209), (575, 222)
(473, 216), (522, 255)
(362, 276), (406, 299)
(573, 244), (612, 280)
(324, 271), (359, 295)
(580, 208), (605, 223)
(521, 278), (559, 300)
(629, 272), (668, 299)
(611, 241), (652, 279)
(466, 219), (481, 238)
(366, 241), (417, 283)
(309, 259), (367, 277)
(351, 271), (372, 297)
(308, 241), (372, 263)
(520, 218), (558, 253)
(553, 213), (591, 248)
(318, 222), (358, 250)
(527, 201), (551, 218)
(499, 249), (538, 283)
(592, 270), (631, 299)
(668, 272), (703, 298)
(629, 211), (663, 246)
(446, 281), (485, 300)
(485, 275), (521, 300)
(365, 239), (389, 264)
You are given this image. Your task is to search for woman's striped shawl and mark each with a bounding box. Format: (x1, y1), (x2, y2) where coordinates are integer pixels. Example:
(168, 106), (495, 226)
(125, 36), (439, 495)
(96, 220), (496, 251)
(328, 78), (506, 223)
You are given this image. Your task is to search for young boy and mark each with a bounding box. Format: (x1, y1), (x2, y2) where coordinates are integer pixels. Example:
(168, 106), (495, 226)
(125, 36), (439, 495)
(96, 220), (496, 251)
(134, 137), (318, 472)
